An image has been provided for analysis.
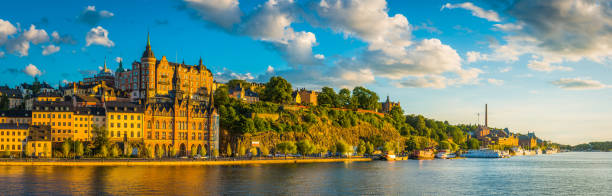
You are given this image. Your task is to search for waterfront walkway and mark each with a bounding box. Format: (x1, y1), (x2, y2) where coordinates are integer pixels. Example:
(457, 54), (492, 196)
(0, 157), (372, 166)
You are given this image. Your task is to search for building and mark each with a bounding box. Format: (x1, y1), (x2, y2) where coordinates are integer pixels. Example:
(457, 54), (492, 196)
(0, 110), (31, 125)
(0, 123), (29, 155)
(228, 85), (259, 103)
(26, 125), (52, 158)
(83, 59), (115, 87)
(0, 86), (24, 109)
(115, 33), (214, 101)
(297, 89), (317, 106)
(31, 101), (74, 142)
(519, 132), (538, 149)
(105, 102), (144, 142)
(73, 107), (106, 142)
(380, 96), (400, 113)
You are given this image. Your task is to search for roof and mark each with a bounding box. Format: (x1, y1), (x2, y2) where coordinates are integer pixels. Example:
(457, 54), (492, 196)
(36, 92), (62, 98)
(32, 101), (73, 112)
(0, 110), (31, 118)
(0, 88), (22, 98)
(105, 101), (143, 113)
(75, 95), (100, 103)
(142, 33), (155, 58)
(74, 107), (106, 116)
(0, 123), (29, 130)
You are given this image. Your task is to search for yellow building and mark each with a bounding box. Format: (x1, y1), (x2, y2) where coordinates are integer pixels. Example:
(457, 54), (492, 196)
(297, 89), (317, 106)
(73, 107), (106, 142)
(35, 92), (62, 102)
(0, 123), (29, 155)
(105, 102), (144, 142)
(32, 102), (74, 142)
(26, 125), (52, 158)
(0, 110), (31, 125)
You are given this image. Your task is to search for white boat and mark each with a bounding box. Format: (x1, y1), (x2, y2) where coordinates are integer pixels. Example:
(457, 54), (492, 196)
(511, 147), (525, 156)
(461, 149), (504, 158)
(435, 150), (456, 159)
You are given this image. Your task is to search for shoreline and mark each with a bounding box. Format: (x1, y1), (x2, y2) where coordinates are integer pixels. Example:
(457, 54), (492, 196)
(0, 158), (372, 166)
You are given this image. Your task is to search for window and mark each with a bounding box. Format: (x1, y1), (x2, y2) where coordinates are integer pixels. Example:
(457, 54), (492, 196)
(137, 132), (141, 137)
(147, 121), (151, 129)
(124, 123), (127, 128)
(110, 123), (114, 128)
(155, 121), (159, 129)
(137, 116), (141, 120)
(111, 115), (114, 120)
(131, 123), (134, 128)
(137, 123), (140, 128)
(111, 131), (114, 137)
(124, 115), (127, 120)
(130, 132), (134, 137)
(131, 115), (134, 120)
(147, 132), (151, 139)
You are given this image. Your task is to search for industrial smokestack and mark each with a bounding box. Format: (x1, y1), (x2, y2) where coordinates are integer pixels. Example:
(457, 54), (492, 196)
(485, 104), (488, 128)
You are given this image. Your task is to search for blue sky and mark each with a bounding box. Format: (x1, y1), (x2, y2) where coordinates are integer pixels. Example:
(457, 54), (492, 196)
(1, 0), (611, 145)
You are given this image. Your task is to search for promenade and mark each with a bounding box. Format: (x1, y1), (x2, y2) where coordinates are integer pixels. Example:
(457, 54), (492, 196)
(0, 157), (372, 166)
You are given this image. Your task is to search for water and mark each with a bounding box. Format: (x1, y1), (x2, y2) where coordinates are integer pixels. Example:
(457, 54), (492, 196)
(0, 152), (611, 195)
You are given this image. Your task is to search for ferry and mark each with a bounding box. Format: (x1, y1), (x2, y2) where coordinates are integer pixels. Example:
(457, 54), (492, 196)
(411, 149), (435, 160)
(435, 150), (456, 159)
(461, 149), (504, 158)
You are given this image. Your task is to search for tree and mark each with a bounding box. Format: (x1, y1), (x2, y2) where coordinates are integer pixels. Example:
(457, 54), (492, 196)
(190, 145), (197, 157)
(62, 141), (71, 158)
(75, 141), (84, 157)
(249, 148), (258, 157)
(155, 145), (163, 158)
(336, 140), (353, 156)
(383, 141), (395, 153)
(261, 76), (292, 104)
(365, 142), (374, 155)
(318, 87), (337, 107)
(276, 141), (297, 158)
(214, 86), (230, 107)
(99, 145), (108, 158)
(357, 140), (366, 155)
(213, 148), (220, 158)
(92, 125), (109, 151)
(352, 86), (380, 110)
(0, 94), (8, 110)
(200, 147), (207, 157)
(467, 138), (481, 150)
(405, 137), (417, 152)
(238, 145), (246, 157)
(169, 147), (177, 157)
(296, 140), (315, 156)
(260, 146), (269, 157)
(110, 145), (119, 158)
(145, 146), (154, 159)
(338, 88), (352, 108)
(227, 79), (251, 90)
(226, 143), (233, 157)
(439, 140), (451, 150)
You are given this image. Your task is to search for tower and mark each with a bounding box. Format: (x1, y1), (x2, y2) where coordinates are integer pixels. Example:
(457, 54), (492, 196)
(141, 32), (156, 98)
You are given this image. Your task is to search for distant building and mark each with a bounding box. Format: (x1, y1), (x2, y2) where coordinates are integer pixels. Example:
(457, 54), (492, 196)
(519, 132), (537, 149)
(228, 84), (259, 103)
(380, 96), (400, 113)
(0, 86), (24, 109)
(84, 59), (116, 87)
(297, 89), (317, 106)
(0, 110), (31, 125)
(26, 125), (52, 158)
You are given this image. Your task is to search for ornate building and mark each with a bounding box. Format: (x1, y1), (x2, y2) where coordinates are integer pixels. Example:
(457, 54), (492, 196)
(380, 96), (400, 113)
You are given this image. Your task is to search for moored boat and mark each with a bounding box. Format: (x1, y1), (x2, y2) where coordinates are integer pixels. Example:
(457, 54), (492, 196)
(435, 150), (456, 159)
(411, 148), (435, 159)
(461, 149), (504, 158)
(383, 154), (397, 161)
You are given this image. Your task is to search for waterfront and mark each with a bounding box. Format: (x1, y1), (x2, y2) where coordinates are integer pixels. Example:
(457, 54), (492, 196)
(0, 152), (609, 195)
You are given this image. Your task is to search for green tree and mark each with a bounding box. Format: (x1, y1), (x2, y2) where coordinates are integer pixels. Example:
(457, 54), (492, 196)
(0, 94), (9, 110)
(190, 145), (197, 157)
(260, 146), (269, 157)
(467, 138), (481, 150)
(214, 86), (230, 107)
(336, 140), (353, 156)
(296, 140), (315, 156)
(155, 145), (163, 158)
(61, 141), (71, 158)
(227, 79), (251, 90)
(99, 145), (108, 158)
(92, 125), (109, 151)
(357, 140), (366, 155)
(238, 145), (246, 157)
(365, 142), (374, 155)
(75, 141), (84, 157)
(276, 141), (297, 158)
(318, 87), (337, 107)
(110, 145), (119, 158)
(352, 86), (380, 110)
(213, 148), (219, 158)
(383, 141), (395, 153)
(226, 143), (233, 157)
(261, 76), (292, 104)
(439, 140), (451, 150)
(338, 88), (352, 108)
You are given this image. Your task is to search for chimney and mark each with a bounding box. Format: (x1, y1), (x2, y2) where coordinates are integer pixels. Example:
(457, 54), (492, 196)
(485, 104), (488, 128)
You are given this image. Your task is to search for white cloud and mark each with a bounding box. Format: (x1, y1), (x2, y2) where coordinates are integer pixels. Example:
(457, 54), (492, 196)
(183, 0), (242, 30)
(266, 65), (274, 73)
(23, 64), (42, 77)
(215, 68), (254, 82)
(466, 51), (487, 63)
(78, 6), (114, 26)
(41, 44), (60, 55)
(22, 25), (49, 44)
(0, 51), (4, 58)
(441, 2), (500, 22)
(395, 75), (448, 89)
(493, 23), (523, 31)
(314, 54), (325, 60)
(487, 78), (504, 86)
(4, 25), (49, 57)
(62, 79), (70, 85)
(86, 26), (114, 47)
(551, 78), (609, 90)
(0, 19), (17, 45)
(499, 66), (512, 73)
(115, 57), (122, 63)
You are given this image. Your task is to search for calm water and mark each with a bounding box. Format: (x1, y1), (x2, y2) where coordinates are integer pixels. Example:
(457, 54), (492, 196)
(0, 152), (611, 195)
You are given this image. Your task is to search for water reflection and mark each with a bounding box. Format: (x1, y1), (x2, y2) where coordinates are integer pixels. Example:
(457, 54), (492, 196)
(0, 153), (610, 195)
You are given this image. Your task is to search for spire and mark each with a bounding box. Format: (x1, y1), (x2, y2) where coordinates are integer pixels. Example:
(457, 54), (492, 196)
(104, 57), (107, 70)
(199, 57), (203, 66)
(142, 32), (155, 59)
(116, 59), (125, 73)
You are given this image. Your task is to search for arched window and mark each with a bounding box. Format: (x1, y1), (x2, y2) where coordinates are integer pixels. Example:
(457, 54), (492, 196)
(162, 122), (166, 129)
(155, 121), (159, 129)
(147, 120), (152, 129)
(192, 122), (195, 130)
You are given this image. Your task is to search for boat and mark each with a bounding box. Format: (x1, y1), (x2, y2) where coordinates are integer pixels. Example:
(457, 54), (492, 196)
(510, 147), (525, 156)
(411, 148), (435, 160)
(435, 150), (456, 159)
(382, 153), (396, 161)
(460, 149), (504, 158)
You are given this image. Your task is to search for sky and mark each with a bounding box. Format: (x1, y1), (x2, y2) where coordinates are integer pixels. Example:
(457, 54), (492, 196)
(1, 0), (611, 145)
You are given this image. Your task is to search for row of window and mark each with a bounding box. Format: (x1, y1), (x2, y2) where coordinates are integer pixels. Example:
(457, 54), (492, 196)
(149, 121), (208, 130)
(110, 131), (141, 138)
(145, 131), (208, 141)
(0, 138), (25, 142)
(0, 145), (21, 150)
(0, 131), (27, 136)
(0, 119), (30, 123)
(109, 114), (141, 120)
(33, 121), (72, 127)
(34, 113), (72, 119)
(31, 143), (48, 148)
(109, 123), (141, 129)
(52, 129), (88, 134)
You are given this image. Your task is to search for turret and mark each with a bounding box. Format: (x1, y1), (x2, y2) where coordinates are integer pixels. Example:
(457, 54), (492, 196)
(141, 32), (156, 67)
